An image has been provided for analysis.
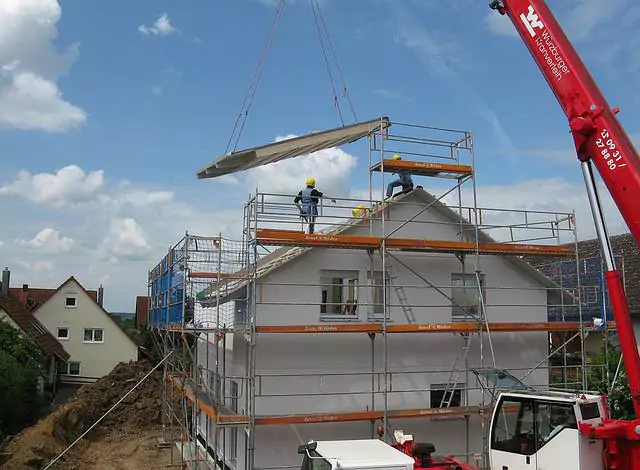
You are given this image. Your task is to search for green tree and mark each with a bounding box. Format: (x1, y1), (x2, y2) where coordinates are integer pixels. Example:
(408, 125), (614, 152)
(0, 322), (47, 439)
(587, 344), (634, 420)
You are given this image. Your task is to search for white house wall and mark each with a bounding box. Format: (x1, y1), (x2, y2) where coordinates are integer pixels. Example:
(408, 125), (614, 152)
(195, 193), (554, 468)
(33, 280), (138, 382)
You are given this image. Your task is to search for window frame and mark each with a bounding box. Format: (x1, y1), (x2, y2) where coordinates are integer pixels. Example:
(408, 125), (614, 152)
(319, 270), (359, 319)
(56, 327), (69, 340)
(65, 294), (78, 309)
(83, 328), (104, 343)
(367, 270), (391, 318)
(451, 272), (486, 322)
(430, 383), (464, 408)
(59, 361), (81, 376)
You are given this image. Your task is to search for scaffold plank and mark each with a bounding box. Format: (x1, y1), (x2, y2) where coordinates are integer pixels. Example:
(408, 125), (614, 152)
(370, 160), (473, 178)
(255, 229), (574, 257)
(188, 271), (245, 279)
(255, 321), (611, 334)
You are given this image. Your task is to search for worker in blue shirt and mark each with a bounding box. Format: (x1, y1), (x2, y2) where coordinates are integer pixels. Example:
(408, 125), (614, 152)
(294, 178), (335, 234)
(386, 154), (414, 198)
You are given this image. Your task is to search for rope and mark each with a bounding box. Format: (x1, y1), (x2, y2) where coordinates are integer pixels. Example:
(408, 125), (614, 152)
(310, 0), (344, 126)
(225, 0), (286, 154)
(313, 0), (358, 123)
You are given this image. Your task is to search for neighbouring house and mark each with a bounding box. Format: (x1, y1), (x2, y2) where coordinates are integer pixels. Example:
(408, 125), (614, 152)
(135, 295), (149, 327)
(25, 276), (139, 385)
(192, 188), (577, 469)
(0, 268), (69, 393)
(524, 232), (638, 356)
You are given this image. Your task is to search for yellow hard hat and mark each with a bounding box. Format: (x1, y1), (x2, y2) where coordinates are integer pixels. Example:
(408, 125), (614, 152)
(392, 154), (402, 160)
(306, 178), (316, 187)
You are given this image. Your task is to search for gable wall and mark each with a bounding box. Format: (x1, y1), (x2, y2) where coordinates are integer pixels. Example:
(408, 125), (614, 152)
(33, 280), (138, 382)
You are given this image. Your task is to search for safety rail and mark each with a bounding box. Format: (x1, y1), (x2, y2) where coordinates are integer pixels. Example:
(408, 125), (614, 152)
(244, 192), (577, 247)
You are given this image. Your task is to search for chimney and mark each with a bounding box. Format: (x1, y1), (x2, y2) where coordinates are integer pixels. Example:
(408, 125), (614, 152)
(98, 285), (104, 308)
(22, 284), (28, 292)
(1, 268), (9, 298)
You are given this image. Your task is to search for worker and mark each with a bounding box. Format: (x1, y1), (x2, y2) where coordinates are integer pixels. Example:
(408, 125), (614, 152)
(352, 204), (367, 219)
(385, 154), (414, 199)
(294, 178), (335, 234)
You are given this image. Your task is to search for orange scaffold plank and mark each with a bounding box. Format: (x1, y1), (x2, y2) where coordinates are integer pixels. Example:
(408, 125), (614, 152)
(255, 321), (603, 334)
(370, 159), (473, 178)
(255, 229), (574, 257)
(169, 374), (248, 424)
(188, 271), (245, 279)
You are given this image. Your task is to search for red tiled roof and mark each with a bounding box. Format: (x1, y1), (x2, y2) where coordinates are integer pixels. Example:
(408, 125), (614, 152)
(10, 285), (98, 311)
(0, 292), (70, 361)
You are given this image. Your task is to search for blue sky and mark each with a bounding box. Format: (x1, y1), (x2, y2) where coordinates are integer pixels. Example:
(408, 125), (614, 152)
(0, 0), (638, 311)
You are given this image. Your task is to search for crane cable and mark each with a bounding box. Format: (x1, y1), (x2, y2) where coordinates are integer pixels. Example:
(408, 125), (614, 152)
(225, 0), (286, 154)
(310, 0), (358, 125)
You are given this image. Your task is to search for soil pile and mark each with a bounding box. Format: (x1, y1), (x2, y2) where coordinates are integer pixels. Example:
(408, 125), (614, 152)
(1, 360), (180, 469)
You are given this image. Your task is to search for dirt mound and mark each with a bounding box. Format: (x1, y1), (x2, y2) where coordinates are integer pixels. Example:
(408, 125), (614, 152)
(1, 360), (180, 469)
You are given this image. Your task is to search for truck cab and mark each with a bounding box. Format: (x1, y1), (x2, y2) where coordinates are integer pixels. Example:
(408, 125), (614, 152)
(489, 390), (606, 470)
(298, 438), (416, 470)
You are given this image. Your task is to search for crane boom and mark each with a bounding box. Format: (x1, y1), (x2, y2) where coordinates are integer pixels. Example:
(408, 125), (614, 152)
(491, 0), (640, 420)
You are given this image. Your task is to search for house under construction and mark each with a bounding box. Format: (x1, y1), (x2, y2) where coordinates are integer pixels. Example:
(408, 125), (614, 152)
(146, 117), (615, 470)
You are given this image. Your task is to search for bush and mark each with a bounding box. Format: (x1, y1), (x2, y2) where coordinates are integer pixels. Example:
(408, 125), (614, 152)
(587, 344), (634, 420)
(0, 322), (47, 439)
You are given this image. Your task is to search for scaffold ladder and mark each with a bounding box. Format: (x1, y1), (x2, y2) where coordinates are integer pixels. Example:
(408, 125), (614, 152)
(385, 259), (416, 324)
(439, 334), (472, 408)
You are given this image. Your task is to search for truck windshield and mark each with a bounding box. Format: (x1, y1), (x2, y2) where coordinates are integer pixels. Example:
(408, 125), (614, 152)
(301, 450), (332, 470)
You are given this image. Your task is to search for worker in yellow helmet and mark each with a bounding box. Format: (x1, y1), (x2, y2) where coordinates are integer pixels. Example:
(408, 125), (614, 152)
(352, 203), (367, 219)
(386, 154), (414, 199)
(294, 178), (336, 234)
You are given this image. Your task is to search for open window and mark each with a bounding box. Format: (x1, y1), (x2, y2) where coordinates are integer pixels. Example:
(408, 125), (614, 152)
(320, 270), (359, 318)
(430, 383), (463, 408)
(367, 270), (390, 320)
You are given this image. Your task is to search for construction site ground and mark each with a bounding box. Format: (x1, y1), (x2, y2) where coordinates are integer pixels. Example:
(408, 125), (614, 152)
(0, 360), (183, 470)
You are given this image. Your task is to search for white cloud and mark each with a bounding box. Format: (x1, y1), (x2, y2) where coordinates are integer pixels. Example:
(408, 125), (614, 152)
(138, 13), (176, 36)
(437, 176), (629, 243)
(100, 218), (151, 261)
(117, 189), (173, 208)
(150, 85), (163, 96)
(239, 134), (358, 197)
(17, 228), (74, 254)
(19, 259), (55, 274)
(0, 165), (105, 208)
(0, 0), (86, 132)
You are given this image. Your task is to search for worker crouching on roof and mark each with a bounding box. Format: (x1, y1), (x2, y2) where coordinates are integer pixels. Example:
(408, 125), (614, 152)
(294, 178), (336, 234)
(386, 154), (414, 199)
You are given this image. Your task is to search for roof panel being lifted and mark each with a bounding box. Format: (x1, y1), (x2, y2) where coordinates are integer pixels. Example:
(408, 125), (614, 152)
(197, 116), (391, 179)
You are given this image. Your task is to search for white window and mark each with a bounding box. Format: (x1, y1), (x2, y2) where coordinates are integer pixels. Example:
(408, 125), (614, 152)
(320, 270), (359, 317)
(451, 273), (486, 322)
(59, 361), (81, 375)
(65, 295), (77, 308)
(83, 328), (104, 343)
(367, 271), (391, 319)
(57, 327), (69, 340)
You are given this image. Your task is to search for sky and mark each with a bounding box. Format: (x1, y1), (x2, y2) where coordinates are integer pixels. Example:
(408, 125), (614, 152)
(0, 0), (639, 312)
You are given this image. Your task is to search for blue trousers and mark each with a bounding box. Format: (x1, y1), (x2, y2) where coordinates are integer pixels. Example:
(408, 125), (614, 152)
(386, 179), (413, 198)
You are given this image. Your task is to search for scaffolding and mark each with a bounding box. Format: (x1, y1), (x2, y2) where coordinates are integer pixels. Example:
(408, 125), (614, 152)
(149, 118), (613, 470)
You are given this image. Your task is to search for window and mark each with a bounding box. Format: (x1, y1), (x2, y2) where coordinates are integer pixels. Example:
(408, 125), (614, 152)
(368, 271), (391, 318)
(65, 295), (77, 308)
(57, 327), (69, 340)
(451, 273), (486, 322)
(491, 398), (578, 456)
(430, 383), (463, 408)
(83, 328), (104, 343)
(230, 381), (239, 462)
(59, 361), (81, 375)
(320, 270), (359, 316)
(536, 402), (577, 448)
(491, 399), (536, 455)
(302, 451), (332, 470)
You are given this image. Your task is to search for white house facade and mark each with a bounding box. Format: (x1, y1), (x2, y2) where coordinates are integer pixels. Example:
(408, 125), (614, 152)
(192, 189), (569, 469)
(33, 277), (139, 384)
